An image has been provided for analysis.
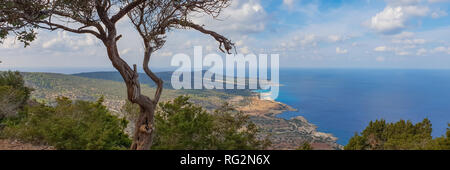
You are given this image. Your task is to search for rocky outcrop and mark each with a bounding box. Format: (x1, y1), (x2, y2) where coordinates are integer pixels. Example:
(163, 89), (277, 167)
(235, 97), (343, 150)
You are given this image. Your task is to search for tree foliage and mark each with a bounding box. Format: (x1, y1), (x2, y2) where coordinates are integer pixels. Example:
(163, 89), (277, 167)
(0, 71), (32, 120)
(2, 97), (131, 150)
(345, 119), (449, 150)
(426, 124), (450, 150)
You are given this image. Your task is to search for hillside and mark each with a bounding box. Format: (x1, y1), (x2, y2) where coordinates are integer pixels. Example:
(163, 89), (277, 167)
(73, 71), (254, 97)
(22, 72), (247, 112)
(20, 72), (342, 150)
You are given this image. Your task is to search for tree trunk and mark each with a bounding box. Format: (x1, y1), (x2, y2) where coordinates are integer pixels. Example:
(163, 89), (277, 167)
(103, 38), (163, 150)
(131, 98), (157, 150)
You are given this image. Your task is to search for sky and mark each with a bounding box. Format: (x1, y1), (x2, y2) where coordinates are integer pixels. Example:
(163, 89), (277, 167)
(1, 0), (450, 73)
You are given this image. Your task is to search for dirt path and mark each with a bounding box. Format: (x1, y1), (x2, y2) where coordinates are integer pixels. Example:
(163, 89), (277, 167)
(0, 139), (54, 150)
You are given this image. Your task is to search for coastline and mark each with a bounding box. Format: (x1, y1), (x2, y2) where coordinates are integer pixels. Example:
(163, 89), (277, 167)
(233, 95), (343, 150)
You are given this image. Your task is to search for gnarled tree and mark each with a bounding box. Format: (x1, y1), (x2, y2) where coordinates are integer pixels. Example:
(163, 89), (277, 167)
(0, 0), (234, 150)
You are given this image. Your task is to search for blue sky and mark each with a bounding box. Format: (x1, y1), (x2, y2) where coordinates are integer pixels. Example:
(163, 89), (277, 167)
(1, 0), (450, 73)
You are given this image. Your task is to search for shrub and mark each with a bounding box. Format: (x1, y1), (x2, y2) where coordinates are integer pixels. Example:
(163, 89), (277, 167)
(0, 71), (32, 120)
(345, 118), (449, 150)
(2, 97), (131, 150)
(297, 142), (313, 150)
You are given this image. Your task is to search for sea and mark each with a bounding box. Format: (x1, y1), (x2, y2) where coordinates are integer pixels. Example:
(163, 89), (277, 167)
(274, 68), (450, 145)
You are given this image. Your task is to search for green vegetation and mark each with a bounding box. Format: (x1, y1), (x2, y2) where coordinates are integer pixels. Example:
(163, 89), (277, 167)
(0, 71), (32, 120)
(2, 97), (131, 150)
(1, 71), (131, 150)
(345, 119), (450, 150)
(1, 71), (268, 150)
(429, 125), (450, 150)
(123, 96), (271, 150)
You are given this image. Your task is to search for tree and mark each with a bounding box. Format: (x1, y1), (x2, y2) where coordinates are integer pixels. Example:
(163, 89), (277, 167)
(0, 71), (32, 120)
(426, 124), (450, 150)
(1, 0), (234, 150)
(344, 133), (368, 150)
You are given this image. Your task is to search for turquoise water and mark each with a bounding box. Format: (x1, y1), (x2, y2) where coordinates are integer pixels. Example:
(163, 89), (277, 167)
(275, 69), (450, 145)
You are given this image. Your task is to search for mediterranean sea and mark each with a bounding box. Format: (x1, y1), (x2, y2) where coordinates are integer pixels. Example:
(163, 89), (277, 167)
(275, 68), (450, 145)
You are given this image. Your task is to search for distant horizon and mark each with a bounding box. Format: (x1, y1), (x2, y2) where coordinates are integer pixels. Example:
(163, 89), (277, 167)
(3, 66), (450, 74)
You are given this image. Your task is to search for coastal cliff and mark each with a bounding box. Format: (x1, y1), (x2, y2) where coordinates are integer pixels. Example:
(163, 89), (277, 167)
(233, 96), (343, 150)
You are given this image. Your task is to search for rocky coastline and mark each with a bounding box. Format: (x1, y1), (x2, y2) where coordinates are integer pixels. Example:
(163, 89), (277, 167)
(233, 96), (343, 150)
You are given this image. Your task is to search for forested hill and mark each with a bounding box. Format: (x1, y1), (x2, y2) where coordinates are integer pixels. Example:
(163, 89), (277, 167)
(73, 71), (174, 89)
(72, 71), (254, 96)
(21, 72), (249, 111)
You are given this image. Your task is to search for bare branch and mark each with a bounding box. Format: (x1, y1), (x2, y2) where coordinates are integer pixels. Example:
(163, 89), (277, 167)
(38, 20), (102, 39)
(171, 19), (234, 54)
(49, 10), (106, 37)
(111, 0), (147, 23)
(142, 45), (163, 104)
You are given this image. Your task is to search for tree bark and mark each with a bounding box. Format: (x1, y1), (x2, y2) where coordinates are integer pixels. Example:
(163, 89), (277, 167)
(131, 97), (157, 150)
(102, 37), (162, 150)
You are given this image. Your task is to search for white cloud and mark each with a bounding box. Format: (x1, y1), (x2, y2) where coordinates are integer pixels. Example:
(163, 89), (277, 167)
(396, 51), (410, 55)
(235, 40), (245, 47)
(120, 48), (131, 55)
(42, 37), (61, 49)
(374, 46), (389, 52)
(393, 31), (415, 39)
(328, 35), (343, 42)
(191, 0), (267, 34)
(376, 56), (386, 62)
(392, 38), (426, 44)
(431, 46), (450, 54)
(368, 0), (430, 34)
(0, 36), (21, 49)
(283, 0), (295, 6)
(429, 0), (450, 3)
(283, 33), (319, 49)
(157, 51), (174, 57)
(389, 31), (426, 49)
(431, 9), (448, 18)
(432, 46), (446, 52)
(386, 0), (421, 6)
(240, 46), (251, 54)
(374, 44), (421, 56)
(42, 31), (97, 50)
(300, 34), (317, 46)
(336, 47), (348, 54)
(416, 48), (427, 55)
